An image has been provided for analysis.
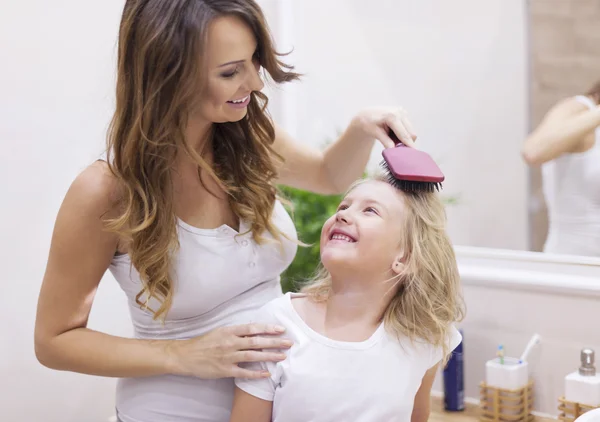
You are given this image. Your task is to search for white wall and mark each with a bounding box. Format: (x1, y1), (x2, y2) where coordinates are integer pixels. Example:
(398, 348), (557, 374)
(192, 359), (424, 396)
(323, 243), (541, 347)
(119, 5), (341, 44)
(432, 247), (600, 417)
(289, 0), (530, 251)
(0, 1), (131, 421)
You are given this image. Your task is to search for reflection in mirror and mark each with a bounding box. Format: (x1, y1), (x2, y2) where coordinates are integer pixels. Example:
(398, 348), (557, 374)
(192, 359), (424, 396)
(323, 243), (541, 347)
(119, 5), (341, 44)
(526, 1), (600, 258)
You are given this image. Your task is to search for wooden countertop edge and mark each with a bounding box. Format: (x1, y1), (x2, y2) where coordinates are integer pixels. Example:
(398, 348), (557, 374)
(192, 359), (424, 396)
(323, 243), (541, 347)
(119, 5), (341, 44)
(431, 396), (557, 421)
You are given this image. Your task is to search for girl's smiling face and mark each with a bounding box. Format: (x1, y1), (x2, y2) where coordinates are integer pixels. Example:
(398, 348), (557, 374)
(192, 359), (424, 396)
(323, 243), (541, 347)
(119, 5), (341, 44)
(320, 180), (407, 280)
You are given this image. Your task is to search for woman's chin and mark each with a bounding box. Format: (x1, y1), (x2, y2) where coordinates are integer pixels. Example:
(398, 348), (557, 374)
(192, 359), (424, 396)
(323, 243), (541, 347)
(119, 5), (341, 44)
(224, 107), (249, 122)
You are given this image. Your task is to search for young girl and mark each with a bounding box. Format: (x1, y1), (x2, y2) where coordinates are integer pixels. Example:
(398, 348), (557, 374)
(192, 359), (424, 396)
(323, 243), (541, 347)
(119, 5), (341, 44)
(229, 175), (465, 422)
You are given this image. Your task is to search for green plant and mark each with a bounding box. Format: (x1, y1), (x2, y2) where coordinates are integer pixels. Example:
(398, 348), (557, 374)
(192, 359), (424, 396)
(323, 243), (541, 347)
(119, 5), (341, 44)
(278, 185), (342, 293)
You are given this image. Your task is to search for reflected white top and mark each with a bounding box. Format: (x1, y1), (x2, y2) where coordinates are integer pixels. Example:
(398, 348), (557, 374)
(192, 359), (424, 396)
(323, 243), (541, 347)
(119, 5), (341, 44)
(542, 95), (600, 257)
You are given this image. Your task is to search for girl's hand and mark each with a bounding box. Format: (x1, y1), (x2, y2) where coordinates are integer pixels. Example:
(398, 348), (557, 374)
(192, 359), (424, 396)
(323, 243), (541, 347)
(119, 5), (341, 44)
(350, 107), (418, 149)
(167, 323), (291, 379)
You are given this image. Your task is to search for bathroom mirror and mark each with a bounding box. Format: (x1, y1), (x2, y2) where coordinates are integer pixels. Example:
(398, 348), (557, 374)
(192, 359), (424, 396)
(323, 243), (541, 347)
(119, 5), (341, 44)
(261, 0), (600, 260)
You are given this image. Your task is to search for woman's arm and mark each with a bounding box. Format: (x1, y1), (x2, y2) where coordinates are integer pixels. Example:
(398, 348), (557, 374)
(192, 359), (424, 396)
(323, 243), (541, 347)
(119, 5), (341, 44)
(522, 97), (600, 166)
(229, 387), (273, 422)
(411, 364), (439, 422)
(34, 162), (173, 377)
(273, 108), (417, 195)
(35, 162), (290, 378)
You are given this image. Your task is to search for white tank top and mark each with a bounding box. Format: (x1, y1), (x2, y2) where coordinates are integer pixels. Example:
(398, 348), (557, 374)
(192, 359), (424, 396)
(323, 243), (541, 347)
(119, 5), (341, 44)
(542, 95), (600, 257)
(109, 200), (298, 422)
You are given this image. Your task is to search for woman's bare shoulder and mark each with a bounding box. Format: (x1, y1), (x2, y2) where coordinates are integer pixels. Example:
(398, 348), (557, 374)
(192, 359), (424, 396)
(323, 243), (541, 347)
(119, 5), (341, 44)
(68, 160), (124, 216)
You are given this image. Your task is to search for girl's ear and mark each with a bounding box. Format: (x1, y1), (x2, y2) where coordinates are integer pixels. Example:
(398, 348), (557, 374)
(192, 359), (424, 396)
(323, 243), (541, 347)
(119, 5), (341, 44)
(391, 256), (405, 275)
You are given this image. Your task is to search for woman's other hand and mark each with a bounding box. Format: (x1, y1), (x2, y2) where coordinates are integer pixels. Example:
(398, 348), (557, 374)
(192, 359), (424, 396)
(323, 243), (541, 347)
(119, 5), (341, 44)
(168, 323), (291, 379)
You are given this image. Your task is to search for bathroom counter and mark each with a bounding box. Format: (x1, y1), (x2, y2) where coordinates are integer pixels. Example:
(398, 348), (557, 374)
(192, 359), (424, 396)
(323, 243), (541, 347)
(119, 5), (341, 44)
(430, 397), (555, 421)
(430, 398), (479, 422)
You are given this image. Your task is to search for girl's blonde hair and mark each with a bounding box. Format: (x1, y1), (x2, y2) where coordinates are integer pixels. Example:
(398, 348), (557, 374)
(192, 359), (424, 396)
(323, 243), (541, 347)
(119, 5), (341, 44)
(302, 175), (465, 365)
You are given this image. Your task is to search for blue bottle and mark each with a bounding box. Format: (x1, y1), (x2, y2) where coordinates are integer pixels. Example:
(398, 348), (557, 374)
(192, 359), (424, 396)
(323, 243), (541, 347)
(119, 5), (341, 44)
(443, 330), (464, 411)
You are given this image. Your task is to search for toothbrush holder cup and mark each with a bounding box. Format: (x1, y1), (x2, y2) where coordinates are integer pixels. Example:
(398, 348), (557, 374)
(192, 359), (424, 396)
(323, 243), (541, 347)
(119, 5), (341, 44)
(485, 357), (529, 390)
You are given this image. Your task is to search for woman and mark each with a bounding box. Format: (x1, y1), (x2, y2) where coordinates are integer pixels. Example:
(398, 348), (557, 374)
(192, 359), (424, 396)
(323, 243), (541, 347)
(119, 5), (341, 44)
(33, 1), (417, 422)
(522, 80), (600, 256)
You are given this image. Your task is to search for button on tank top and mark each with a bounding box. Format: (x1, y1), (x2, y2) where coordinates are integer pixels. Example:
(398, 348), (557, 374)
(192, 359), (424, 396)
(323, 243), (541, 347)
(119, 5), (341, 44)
(109, 200), (298, 422)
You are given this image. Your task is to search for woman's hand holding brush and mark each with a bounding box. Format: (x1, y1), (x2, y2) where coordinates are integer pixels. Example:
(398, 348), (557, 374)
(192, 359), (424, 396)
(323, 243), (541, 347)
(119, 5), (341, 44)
(316, 105), (420, 194)
(349, 107), (418, 149)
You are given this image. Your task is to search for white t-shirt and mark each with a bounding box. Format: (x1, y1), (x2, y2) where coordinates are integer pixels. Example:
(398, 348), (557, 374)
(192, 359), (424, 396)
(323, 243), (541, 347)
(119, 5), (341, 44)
(235, 292), (462, 422)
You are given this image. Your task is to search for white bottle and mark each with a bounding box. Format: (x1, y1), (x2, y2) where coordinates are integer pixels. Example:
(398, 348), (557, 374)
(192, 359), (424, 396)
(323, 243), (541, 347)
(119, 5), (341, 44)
(565, 348), (600, 407)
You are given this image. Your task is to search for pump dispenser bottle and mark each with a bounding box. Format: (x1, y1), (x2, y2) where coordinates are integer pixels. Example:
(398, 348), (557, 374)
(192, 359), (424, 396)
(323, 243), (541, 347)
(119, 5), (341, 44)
(565, 348), (600, 406)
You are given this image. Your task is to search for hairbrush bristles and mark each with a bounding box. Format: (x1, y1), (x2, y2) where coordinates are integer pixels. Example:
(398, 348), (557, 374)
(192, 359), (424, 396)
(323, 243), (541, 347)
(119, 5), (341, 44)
(380, 129), (445, 194)
(381, 161), (442, 193)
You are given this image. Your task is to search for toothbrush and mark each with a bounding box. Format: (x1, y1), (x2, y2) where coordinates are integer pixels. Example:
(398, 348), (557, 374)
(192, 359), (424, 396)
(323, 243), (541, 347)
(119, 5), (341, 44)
(497, 345), (504, 365)
(519, 333), (541, 364)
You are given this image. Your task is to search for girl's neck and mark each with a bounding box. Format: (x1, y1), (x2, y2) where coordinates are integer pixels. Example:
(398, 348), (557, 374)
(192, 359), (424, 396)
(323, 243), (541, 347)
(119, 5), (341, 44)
(324, 275), (397, 328)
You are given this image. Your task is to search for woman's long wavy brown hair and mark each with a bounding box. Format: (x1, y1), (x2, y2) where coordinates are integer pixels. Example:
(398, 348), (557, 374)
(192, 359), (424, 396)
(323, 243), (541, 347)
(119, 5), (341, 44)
(105, 0), (300, 320)
(302, 176), (465, 366)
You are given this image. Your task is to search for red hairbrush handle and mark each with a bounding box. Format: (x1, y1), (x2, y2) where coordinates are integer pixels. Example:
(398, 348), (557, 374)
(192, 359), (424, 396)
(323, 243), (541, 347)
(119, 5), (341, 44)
(388, 128), (406, 147)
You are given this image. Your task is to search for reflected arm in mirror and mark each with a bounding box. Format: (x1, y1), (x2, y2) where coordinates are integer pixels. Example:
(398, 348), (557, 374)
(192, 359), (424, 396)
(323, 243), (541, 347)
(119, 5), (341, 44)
(521, 97), (600, 166)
